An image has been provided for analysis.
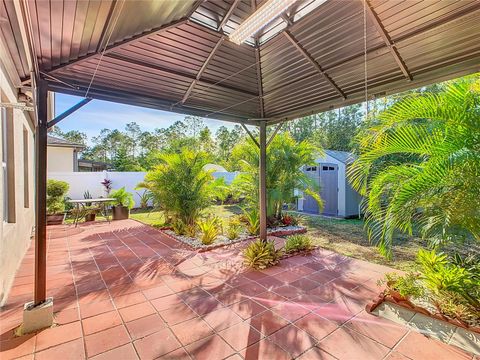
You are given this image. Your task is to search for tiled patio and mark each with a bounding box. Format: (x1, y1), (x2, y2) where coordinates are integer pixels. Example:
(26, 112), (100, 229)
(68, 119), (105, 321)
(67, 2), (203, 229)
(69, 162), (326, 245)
(0, 220), (475, 360)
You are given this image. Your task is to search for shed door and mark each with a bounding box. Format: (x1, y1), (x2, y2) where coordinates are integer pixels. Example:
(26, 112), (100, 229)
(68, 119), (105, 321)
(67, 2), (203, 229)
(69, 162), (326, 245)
(320, 164), (338, 216)
(303, 165), (320, 213)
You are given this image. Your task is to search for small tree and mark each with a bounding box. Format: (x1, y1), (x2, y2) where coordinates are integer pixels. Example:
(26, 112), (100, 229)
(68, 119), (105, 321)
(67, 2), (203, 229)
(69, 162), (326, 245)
(139, 149), (227, 226)
(231, 132), (322, 219)
(46, 179), (69, 215)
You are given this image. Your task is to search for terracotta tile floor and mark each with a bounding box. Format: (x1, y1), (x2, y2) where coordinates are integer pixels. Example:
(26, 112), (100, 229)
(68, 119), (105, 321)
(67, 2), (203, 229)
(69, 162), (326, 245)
(0, 220), (476, 359)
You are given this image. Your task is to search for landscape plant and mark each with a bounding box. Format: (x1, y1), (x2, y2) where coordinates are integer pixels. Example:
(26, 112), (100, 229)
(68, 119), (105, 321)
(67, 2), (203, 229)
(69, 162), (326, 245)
(226, 218), (242, 240)
(231, 132), (322, 221)
(242, 208), (260, 236)
(197, 216), (222, 245)
(243, 240), (284, 269)
(348, 76), (480, 258)
(284, 234), (314, 254)
(46, 179), (70, 215)
(110, 187), (135, 209)
(138, 149), (227, 227)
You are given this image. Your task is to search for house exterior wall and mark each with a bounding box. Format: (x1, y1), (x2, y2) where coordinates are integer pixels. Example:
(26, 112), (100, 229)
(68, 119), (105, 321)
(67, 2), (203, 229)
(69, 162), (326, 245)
(47, 146), (75, 172)
(0, 64), (35, 306)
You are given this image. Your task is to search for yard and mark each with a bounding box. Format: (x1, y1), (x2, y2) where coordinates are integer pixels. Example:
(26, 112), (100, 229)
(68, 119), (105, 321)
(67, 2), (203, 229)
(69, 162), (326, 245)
(130, 205), (425, 271)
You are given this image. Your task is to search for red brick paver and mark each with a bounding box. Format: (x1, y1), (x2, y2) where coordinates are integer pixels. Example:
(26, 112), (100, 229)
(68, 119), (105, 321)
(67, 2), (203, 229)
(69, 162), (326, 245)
(0, 220), (475, 359)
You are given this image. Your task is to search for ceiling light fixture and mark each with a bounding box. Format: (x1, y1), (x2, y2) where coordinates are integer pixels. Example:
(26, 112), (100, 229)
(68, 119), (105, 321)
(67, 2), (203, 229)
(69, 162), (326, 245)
(229, 0), (298, 45)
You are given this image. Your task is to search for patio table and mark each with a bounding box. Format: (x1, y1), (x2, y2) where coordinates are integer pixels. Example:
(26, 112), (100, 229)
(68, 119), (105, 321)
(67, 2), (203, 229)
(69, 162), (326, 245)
(67, 198), (115, 227)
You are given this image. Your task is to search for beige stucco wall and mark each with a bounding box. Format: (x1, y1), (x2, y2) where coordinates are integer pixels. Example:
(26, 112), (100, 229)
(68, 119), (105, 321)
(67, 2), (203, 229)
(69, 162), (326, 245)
(0, 64), (36, 306)
(47, 146), (75, 172)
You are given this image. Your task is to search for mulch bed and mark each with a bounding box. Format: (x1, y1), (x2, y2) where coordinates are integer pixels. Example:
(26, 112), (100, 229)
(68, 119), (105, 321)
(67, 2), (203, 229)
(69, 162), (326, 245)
(161, 225), (307, 252)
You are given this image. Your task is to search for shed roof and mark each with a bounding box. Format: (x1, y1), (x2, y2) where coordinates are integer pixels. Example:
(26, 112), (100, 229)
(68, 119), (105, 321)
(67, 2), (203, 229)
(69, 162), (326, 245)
(324, 150), (356, 164)
(2, 0), (480, 124)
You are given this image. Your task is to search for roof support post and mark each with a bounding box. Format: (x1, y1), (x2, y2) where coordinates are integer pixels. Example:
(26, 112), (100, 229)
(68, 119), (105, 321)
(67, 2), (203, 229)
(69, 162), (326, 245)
(259, 121), (267, 241)
(218, 0), (241, 31)
(283, 31), (346, 99)
(365, 1), (412, 81)
(47, 98), (92, 128)
(34, 78), (48, 305)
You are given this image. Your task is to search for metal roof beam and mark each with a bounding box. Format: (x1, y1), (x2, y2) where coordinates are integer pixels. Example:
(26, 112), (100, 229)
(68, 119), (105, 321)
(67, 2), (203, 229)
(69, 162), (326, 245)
(47, 18), (188, 75)
(283, 31), (346, 99)
(182, 36), (226, 104)
(218, 0), (241, 31)
(47, 81), (259, 126)
(104, 53), (258, 98)
(365, 1), (412, 81)
(47, 98), (92, 128)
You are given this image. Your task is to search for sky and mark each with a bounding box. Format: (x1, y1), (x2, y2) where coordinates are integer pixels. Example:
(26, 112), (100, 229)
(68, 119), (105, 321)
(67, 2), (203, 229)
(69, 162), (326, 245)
(55, 93), (238, 145)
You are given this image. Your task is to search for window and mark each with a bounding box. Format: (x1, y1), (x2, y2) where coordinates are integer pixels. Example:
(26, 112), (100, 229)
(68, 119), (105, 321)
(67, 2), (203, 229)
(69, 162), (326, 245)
(23, 127), (29, 208)
(1, 106), (7, 221)
(305, 166), (317, 172)
(1, 100), (15, 223)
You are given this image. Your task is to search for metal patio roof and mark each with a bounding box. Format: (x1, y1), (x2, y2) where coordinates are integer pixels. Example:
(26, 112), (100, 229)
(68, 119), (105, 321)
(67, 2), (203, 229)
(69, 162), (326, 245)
(2, 0), (480, 124)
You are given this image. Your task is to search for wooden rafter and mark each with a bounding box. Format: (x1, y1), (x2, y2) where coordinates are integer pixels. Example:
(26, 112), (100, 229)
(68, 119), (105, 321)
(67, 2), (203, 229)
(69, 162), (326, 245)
(182, 36), (225, 104)
(218, 0), (241, 31)
(284, 31), (346, 99)
(365, 0), (412, 81)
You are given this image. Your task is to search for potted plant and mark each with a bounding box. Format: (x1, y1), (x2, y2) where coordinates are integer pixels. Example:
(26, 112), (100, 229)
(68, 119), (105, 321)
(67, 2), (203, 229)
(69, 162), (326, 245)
(110, 187), (134, 220)
(46, 179), (69, 225)
(84, 206), (100, 222)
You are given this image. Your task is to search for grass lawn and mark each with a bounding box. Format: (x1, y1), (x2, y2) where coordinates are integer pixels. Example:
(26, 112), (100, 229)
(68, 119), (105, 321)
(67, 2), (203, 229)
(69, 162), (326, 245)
(129, 205), (425, 270)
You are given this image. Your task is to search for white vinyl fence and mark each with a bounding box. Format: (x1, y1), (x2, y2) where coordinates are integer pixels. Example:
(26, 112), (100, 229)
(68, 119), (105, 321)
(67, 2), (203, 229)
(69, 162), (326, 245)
(48, 170), (239, 208)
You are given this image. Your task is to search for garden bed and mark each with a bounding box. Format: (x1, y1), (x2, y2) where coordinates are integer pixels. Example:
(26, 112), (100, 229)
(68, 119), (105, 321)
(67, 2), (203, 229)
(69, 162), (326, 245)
(161, 225), (307, 251)
(366, 293), (480, 334)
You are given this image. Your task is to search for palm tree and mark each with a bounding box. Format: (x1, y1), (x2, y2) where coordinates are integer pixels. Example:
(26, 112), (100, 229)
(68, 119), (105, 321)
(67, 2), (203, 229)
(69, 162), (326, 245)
(138, 149), (227, 226)
(348, 76), (480, 258)
(231, 132), (322, 219)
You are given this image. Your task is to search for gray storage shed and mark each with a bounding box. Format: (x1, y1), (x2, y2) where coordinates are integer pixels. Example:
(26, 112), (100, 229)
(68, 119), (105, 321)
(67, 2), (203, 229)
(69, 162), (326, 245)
(298, 150), (362, 218)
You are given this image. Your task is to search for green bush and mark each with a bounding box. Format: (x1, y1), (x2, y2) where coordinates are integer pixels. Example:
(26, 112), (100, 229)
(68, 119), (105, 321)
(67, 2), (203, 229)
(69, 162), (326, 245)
(284, 234), (314, 254)
(110, 187), (135, 209)
(185, 223), (197, 238)
(226, 218), (242, 240)
(197, 216), (221, 245)
(416, 249), (479, 307)
(378, 272), (424, 299)
(172, 218), (186, 235)
(46, 179), (69, 215)
(243, 240), (283, 270)
(139, 149), (227, 226)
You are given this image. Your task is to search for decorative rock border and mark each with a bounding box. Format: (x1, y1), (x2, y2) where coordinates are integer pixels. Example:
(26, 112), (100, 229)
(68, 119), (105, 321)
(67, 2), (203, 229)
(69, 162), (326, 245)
(366, 293), (480, 335)
(161, 225), (307, 252)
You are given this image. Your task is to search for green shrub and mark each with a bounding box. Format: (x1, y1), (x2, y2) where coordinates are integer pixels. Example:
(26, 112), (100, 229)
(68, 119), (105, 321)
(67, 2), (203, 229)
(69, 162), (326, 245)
(197, 216), (221, 245)
(243, 240), (283, 269)
(416, 249), (478, 307)
(243, 208), (260, 236)
(139, 149), (227, 227)
(172, 218), (186, 235)
(284, 234), (314, 254)
(378, 272), (424, 299)
(110, 187), (135, 209)
(185, 223), (197, 238)
(226, 219), (242, 240)
(46, 179), (69, 215)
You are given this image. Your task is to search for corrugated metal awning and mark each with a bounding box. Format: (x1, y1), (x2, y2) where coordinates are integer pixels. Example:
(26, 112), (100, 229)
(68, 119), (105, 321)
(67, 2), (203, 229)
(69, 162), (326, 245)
(1, 0), (480, 124)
